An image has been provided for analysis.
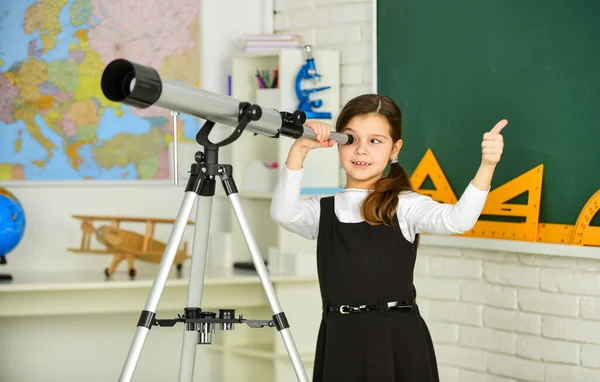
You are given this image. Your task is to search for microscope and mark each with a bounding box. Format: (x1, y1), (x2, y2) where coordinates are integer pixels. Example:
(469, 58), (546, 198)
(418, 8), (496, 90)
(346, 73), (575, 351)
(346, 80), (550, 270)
(295, 45), (332, 119)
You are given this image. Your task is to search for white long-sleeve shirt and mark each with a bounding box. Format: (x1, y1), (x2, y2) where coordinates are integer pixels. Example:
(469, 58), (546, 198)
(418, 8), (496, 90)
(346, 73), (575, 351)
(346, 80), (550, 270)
(270, 165), (489, 243)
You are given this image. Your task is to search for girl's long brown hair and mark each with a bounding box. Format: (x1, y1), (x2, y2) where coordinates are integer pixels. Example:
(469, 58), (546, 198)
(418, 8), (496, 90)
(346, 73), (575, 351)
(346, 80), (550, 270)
(335, 94), (412, 226)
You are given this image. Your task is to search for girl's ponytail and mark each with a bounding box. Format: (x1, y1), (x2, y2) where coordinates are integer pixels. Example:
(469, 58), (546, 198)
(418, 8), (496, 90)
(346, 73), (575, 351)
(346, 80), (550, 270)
(361, 160), (412, 226)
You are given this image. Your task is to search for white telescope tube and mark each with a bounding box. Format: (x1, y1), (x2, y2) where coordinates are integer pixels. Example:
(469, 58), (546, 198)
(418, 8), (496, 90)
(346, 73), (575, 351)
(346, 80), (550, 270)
(100, 59), (352, 145)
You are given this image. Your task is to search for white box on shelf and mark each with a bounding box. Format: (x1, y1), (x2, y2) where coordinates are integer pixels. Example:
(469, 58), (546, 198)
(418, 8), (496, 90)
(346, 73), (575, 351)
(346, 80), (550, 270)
(243, 160), (279, 193)
(278, 137), (341, 190)
(268, 246), (280, 274)
(207, 232), (232, 269)
(268, 246), (317, 276)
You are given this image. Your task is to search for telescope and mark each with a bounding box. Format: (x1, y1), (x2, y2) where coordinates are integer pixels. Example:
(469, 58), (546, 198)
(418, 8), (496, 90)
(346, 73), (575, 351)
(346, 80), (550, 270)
(100, 58), (353, 382)
(100, 58), (352, 145)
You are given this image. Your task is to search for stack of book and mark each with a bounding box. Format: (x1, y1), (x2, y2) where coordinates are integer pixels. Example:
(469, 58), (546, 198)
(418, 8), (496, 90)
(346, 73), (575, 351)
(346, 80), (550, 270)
(239, 34), (305, 52)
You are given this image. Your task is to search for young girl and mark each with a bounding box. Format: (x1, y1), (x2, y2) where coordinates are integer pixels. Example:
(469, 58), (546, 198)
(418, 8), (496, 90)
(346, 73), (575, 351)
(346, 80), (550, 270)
(270, 94), (506, 382)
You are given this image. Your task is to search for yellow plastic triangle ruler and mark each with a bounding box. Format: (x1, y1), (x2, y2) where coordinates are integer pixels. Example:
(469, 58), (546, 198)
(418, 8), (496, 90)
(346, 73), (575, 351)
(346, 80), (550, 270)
(571, 190), (600, 246)
(463, 164), (544, 241)
(409, 149), (457, 204)
(410, 149), (599, 247)
(536, 223), (574, 245)
(537, 190), (600, 246)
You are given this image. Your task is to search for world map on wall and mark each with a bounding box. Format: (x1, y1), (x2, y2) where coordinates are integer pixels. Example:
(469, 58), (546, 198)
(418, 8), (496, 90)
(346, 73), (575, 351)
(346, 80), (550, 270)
(0, 0), (200, 181)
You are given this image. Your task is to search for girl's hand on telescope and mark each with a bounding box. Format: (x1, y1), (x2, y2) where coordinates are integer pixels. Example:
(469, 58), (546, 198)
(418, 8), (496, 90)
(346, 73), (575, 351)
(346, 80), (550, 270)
(291, 120), (336, 152)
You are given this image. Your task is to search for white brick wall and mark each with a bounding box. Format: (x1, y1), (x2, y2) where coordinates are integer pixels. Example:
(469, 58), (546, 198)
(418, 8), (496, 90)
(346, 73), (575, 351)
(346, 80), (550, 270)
(276, 1), (600, 380)
(417, 247), (600, 381)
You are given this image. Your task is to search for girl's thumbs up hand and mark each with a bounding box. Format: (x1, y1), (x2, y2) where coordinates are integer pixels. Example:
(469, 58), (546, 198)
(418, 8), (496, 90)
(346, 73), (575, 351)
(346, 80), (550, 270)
(481, 119), (507, 166)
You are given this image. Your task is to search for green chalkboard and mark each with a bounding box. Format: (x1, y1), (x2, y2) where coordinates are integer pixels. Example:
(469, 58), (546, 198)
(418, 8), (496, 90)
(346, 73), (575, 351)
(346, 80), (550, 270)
(377, 0), (600, 226)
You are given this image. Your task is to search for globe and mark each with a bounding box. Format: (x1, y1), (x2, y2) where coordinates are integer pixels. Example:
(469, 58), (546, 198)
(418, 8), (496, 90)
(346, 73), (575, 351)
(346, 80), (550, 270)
(0, 187), (26, 265)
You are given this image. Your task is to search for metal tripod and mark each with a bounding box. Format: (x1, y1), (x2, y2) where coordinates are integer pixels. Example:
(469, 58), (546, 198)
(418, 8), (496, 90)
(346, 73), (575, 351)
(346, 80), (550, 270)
(118, 104), (309, 382)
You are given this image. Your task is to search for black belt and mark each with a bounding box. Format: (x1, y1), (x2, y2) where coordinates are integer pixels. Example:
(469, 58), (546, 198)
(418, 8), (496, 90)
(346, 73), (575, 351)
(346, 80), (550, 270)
(325, 299), (416, 315)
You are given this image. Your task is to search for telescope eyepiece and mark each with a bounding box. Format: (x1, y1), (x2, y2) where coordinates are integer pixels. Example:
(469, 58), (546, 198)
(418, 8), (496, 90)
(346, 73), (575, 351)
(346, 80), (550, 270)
(101, 59), (162, 109)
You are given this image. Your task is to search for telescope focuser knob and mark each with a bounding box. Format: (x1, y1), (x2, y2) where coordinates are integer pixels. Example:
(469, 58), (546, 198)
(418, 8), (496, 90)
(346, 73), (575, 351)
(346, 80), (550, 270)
(248, 104), (262, 121)
(293, 110), (307, 125)
(279, 110), (309, 139)
(238, 102), (262, 123)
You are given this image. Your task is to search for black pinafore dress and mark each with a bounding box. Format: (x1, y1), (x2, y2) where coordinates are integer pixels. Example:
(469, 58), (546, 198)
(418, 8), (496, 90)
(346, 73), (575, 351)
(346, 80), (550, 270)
(312, 196), (439, 382)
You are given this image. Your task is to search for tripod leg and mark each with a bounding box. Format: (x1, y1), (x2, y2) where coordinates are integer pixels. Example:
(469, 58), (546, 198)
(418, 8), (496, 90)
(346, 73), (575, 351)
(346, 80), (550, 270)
(119, 191), (198, 382)
(227, 192), (309, 382)
(178, 195), (213, 381)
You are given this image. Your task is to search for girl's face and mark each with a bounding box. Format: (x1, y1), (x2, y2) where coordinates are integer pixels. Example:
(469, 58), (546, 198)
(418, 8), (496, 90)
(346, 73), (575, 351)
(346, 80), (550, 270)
(338, 113), (403, 189)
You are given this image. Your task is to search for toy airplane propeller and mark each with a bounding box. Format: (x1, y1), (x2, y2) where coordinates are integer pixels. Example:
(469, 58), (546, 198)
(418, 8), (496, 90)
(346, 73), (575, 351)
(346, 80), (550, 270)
(68, 215), (194, 279)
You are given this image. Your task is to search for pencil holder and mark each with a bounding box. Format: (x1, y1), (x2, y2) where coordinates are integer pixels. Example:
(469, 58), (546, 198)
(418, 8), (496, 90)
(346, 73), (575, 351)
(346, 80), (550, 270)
(255, 88), (280, 110)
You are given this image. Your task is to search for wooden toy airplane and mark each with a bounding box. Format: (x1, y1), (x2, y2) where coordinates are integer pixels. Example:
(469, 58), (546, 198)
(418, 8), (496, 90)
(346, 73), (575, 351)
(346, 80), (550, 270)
(68, 215), (195, 279)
